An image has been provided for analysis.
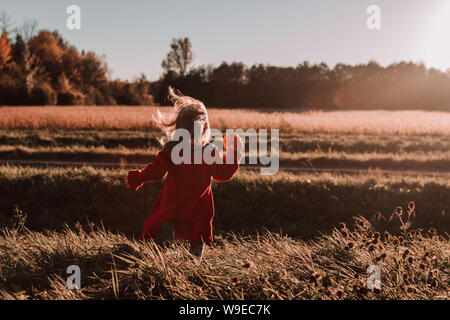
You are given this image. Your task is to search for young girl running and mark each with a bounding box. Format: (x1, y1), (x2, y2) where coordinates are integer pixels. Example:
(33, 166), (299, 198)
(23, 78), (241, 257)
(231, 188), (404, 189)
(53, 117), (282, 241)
(126, 88), (243, 259)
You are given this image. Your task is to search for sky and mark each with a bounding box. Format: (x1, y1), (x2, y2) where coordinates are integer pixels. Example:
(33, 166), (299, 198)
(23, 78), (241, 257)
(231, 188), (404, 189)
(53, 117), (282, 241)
(2, 0), (450, 80)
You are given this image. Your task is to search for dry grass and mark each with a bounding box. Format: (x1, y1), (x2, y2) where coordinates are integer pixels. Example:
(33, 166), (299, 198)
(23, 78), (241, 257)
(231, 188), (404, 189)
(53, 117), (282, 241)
(1, 106), (448, 301)
(1, 164), (449, 240)
(1, 144), (449, 172)
(0, 212), (448, 300)
(1, 107), (449, 135)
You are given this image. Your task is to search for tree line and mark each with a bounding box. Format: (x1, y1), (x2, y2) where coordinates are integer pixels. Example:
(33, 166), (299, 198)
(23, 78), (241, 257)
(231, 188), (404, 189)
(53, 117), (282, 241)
(157, 38), (450, 110)
(1, 13), (450, 110)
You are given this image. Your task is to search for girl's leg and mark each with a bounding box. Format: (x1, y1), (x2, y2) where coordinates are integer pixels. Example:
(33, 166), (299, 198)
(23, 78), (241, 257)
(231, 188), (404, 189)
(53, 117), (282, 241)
(155, 222), (175, 247)
(189, 241), (205, 259)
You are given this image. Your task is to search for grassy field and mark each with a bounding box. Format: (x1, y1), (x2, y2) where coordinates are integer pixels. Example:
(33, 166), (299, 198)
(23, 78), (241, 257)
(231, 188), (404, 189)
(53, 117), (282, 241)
(0, 107), (449, 300)
(0, 166), (448, 239)
(1, 146), (449, 171)
(2, 129), (450, 153)
(1, 129), (449, 171)
(1, 217), (448, 300)
(1, 107), (450, 134)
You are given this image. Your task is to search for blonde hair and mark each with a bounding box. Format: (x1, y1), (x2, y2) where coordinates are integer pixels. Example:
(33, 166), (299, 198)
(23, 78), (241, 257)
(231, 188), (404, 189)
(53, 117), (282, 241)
(153, 87), (210, 146)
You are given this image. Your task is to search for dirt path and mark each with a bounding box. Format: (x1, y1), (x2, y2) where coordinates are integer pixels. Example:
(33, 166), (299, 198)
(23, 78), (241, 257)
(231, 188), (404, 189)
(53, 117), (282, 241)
(1, 158), (449, 177)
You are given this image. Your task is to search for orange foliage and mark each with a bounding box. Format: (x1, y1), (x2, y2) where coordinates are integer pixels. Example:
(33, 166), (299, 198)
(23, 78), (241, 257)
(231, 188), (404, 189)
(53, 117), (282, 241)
(0, 32), (12, 68)
(28, 31), (64, 63)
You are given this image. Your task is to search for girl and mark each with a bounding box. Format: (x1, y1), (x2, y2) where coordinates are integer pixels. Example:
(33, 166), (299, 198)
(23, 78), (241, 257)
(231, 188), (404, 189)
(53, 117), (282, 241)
(126, 88), (243, 259)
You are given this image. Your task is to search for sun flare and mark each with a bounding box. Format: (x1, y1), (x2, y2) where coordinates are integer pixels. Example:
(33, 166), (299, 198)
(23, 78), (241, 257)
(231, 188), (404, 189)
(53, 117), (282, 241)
(421, 2), (450, 71)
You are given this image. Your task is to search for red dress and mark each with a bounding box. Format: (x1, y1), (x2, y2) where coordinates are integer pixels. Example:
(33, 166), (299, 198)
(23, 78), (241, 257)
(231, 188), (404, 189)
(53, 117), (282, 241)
(127, 143), (241, 243)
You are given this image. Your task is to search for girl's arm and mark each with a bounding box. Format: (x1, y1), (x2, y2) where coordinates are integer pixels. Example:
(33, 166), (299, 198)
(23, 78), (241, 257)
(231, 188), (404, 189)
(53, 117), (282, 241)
(127, 151), (169, 191)
(212, 134), (243, 182)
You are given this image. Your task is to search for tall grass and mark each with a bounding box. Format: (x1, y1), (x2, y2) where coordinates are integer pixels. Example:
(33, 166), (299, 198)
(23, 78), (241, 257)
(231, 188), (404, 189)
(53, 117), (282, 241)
(0, 166), (448, 238)
(1, 107), (450, 135)
(0, 214), (448, 300)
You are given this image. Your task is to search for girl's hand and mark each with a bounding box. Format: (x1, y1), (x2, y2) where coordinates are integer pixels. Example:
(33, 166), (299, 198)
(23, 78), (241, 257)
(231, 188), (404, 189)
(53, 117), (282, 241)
(127, 170), (143, 191)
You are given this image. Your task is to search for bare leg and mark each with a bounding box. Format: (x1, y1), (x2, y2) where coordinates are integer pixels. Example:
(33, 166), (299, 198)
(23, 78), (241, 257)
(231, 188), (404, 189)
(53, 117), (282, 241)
(155, 222), (175, 247)
(189, 241), (205, 259)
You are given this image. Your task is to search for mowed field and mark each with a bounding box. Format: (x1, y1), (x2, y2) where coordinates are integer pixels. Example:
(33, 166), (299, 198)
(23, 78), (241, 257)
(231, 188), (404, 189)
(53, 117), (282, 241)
(0, 106), (448, 300)
(1, 106), (450, 134)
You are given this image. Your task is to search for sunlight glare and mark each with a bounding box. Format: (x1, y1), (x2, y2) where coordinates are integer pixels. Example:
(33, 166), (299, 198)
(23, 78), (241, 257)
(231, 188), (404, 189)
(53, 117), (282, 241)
(420, 2), (450, 71)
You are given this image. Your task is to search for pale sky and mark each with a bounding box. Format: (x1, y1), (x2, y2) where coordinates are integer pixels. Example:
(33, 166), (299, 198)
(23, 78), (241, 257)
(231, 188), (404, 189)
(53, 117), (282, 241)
(2, 0), (450, 80)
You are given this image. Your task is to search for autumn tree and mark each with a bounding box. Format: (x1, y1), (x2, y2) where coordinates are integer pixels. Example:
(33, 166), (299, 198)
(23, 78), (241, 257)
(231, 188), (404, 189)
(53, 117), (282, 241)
(11, 35), (39, 95)
(0, 32), (12, 69)
(161, 37), (193, 76)
(29, 31), (64, 83)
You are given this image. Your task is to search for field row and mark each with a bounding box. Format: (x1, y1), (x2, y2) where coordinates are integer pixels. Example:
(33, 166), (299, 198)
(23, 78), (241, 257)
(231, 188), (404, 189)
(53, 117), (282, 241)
(1, 144), (449, 172)
(0, 165), (448, 239)
(2, 129), (449, 153)
(1, 107), (450, 135)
